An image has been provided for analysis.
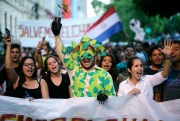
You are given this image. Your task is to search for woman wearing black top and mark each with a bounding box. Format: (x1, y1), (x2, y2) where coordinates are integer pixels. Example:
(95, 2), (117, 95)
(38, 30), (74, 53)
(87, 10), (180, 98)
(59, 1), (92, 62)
(4, 35), (49, 99)
(43, 55), (71, 98)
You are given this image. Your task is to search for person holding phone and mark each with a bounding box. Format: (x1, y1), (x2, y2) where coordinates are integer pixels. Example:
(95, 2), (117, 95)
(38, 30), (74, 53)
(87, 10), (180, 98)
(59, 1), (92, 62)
(0, 29), (44, 97)
(4, 34), (49, 99)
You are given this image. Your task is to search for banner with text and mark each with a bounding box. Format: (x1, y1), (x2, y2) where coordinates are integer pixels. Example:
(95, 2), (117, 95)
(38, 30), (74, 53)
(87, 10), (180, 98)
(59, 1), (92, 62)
(17, 17), (99, 48)
(0, 94), (180, 121)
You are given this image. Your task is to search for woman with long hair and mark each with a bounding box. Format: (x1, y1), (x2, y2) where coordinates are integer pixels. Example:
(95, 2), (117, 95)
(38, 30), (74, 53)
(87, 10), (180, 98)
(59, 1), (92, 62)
(98, 53), (119, 95)
(42, 55), (71, 98)
(4, 35), (49, 99)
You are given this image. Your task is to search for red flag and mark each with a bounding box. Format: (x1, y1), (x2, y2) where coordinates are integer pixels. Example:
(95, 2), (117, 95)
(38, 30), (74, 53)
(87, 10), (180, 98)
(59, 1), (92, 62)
(63, 0), (70, 18)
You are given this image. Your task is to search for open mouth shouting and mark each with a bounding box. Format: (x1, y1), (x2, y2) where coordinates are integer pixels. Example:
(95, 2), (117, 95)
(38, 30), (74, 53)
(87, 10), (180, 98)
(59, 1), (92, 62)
(103, 65), (110, 71)
(82, 59), (90, 66)
(136, 71), (142, 78)
(26, 69), (34, 77)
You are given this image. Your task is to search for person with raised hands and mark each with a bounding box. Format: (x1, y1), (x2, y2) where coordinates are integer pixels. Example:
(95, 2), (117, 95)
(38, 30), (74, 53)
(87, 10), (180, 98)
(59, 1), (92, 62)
(4, 34), (49, 99)
(51, 17), (115, 104)
(162, 38), (180, 101)
(118, 40), (172, 99)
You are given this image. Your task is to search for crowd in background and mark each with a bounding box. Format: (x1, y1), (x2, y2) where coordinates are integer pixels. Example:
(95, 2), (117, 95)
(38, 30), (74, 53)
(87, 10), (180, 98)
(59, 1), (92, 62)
(0, 33), (179, 103)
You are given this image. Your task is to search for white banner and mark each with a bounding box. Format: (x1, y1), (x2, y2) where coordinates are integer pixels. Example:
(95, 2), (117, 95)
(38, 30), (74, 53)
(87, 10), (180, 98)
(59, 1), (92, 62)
(0, 94), (180, 121)
(17, 17), (99, 48)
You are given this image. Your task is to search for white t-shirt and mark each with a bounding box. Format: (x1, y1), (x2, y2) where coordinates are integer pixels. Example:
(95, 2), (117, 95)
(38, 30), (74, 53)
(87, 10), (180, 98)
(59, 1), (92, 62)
(118, 72), (167, 99)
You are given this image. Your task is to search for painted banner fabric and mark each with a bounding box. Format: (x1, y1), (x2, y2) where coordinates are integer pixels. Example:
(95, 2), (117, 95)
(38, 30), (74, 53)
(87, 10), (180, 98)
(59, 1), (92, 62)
(17, 17), (99, 48)
(86, 6), (123, 43)
(0, 94), (180, 121)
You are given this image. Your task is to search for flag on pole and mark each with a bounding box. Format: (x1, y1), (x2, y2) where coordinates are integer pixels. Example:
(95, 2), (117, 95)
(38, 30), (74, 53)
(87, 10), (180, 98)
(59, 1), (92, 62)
(63, 0), (70, 18)
(45, 9), (55, 19)
(85, 6), (123, 43)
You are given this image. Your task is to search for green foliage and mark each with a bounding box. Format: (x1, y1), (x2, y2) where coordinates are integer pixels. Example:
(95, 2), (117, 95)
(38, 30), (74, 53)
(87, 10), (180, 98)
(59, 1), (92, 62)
(143, 15), (169, 37)
(164, 14), (180, 34)
(91, 0), (180, 42)
(113, 0), (148, 42)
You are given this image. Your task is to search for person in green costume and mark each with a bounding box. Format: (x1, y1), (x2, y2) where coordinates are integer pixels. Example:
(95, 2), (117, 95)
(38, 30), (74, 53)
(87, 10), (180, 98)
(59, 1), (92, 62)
(51, 17), (115, 104)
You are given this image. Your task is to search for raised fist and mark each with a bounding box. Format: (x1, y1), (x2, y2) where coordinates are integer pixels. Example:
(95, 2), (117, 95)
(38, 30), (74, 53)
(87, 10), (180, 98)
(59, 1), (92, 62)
(51, 17), (62, 36)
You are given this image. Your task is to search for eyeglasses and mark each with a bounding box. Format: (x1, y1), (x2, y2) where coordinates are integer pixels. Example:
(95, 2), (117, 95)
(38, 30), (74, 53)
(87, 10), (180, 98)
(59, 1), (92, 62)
(24, 63), (35, 67)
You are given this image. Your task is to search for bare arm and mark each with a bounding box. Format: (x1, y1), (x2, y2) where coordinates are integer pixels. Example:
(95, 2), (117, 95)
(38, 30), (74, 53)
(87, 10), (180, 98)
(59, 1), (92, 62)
(34, 41), (43, 69)
(4, 35), (19, 89)
(40, 79), (49, 98)
(54, 36), (65, 64)
(68, 85), (73, 98)
(159, 40), (172, 78)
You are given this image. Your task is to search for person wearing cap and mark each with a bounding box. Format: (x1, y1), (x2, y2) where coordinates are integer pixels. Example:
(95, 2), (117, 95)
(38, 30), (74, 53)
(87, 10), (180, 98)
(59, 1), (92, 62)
(51, 17), (115, 104)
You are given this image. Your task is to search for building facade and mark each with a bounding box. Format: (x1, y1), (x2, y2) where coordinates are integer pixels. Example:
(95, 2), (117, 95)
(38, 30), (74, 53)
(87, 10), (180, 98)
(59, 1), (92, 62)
(0, 0), (54, 37)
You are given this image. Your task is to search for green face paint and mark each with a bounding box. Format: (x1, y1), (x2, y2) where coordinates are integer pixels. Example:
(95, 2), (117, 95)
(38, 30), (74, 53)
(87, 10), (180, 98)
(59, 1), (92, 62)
(80, 50), (94, 60)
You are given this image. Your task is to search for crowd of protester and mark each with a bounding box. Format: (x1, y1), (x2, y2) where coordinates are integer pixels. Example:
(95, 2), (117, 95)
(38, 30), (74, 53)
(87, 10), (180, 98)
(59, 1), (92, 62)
(0, 19), (179, 104)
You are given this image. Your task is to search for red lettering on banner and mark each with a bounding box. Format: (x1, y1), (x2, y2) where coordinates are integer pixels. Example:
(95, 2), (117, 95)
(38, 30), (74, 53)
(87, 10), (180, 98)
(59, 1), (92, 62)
(142, 119), (148, 121)
(24, 117), (47, 121)
(18, 25), (24, 37)
(0, 115), (159, 121)
(18, 25), (53, 38)
(0, 114), (20, 121)
(61, 24), (90, 38)
(78, 24), (86, 36)
(25, 117), (33, 121)
(51, 117), (67, 121)
(71, 118), (86, 121)
(38, 26), (43, 38)
(18, 23), (91, 39)
(122, 118), (127, 121)
(34, 26), (39, 37)
(24, 26), (29, 37)
(61, 26), (68, 38)
(72, 25), (78, 37)
(44, 27), (53, 38)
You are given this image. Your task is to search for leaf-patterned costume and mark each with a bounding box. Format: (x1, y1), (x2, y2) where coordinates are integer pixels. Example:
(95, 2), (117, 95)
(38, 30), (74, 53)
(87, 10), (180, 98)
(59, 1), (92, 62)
(54, 36), (115, 97)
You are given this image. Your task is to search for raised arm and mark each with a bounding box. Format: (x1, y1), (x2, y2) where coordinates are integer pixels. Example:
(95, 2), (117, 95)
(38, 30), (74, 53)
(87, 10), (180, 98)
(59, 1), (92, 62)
(4, 35), (19, 89)
(54, 36), (64, 64)
(34, 41), (43, 69)
(51, 17), (64, 64)
(159, 40), (172, 78)
(51, 17), (75, 71)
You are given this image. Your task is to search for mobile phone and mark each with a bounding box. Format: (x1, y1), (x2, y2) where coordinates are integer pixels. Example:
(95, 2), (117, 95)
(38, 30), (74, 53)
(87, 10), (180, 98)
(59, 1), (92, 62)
(5, 28), (11, 37)
(5, 28), (11, 42)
